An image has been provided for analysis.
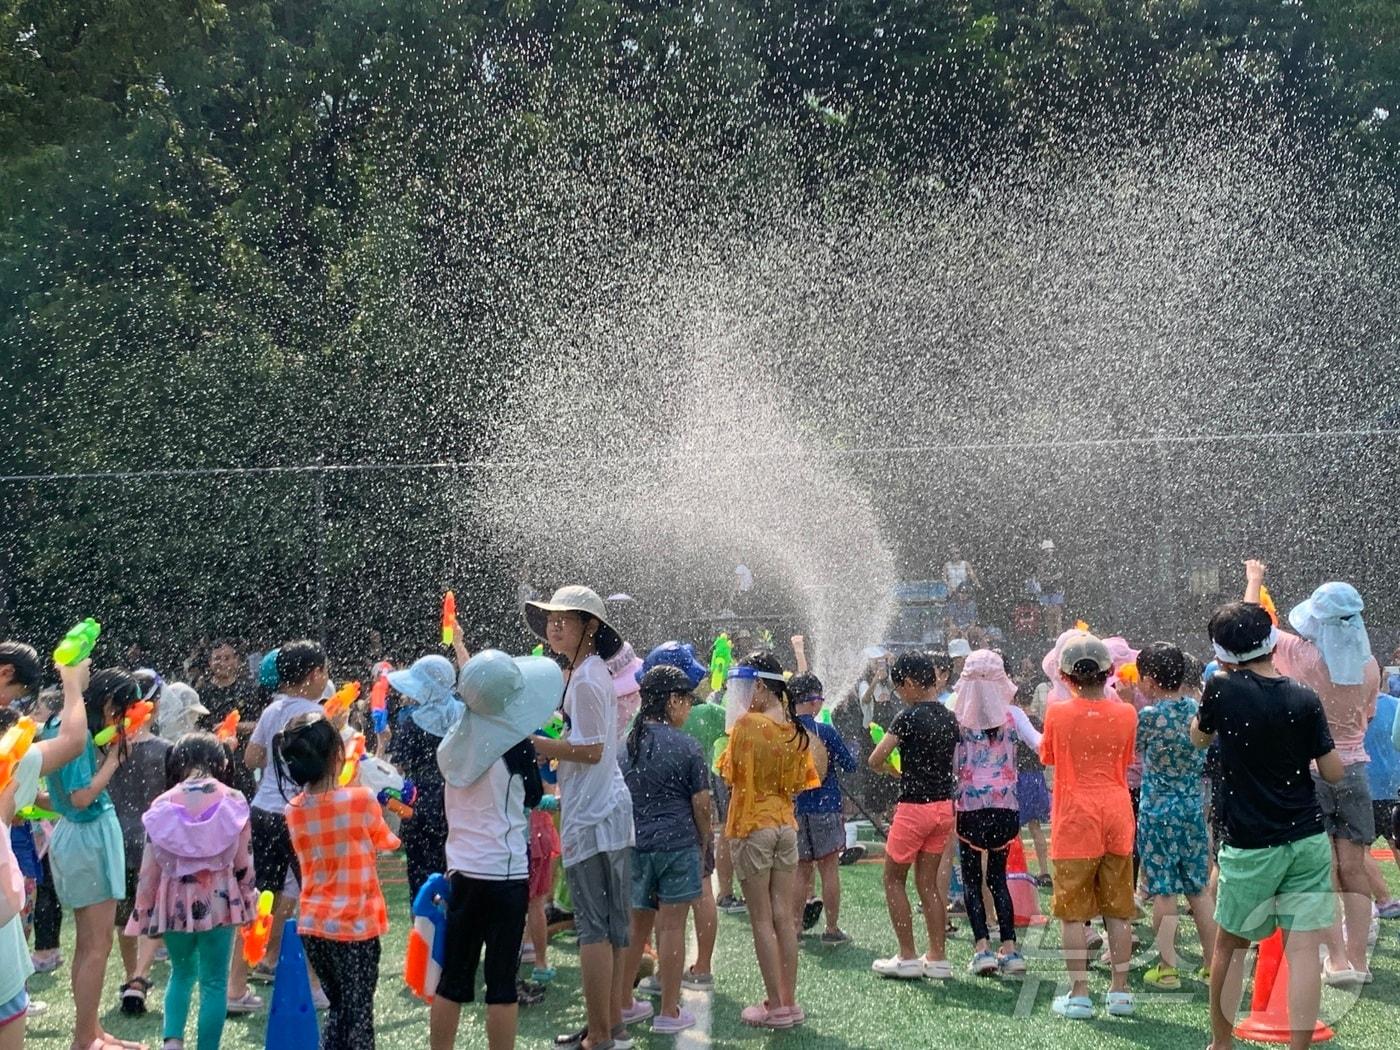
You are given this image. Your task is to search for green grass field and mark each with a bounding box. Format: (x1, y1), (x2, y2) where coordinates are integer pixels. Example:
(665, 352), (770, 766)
(20, 854), (1400, 1048)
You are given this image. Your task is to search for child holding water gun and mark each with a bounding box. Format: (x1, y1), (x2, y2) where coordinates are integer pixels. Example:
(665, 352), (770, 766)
(125, 732), (257, 1050)
(0, 645), (92, 1050)
(38, 663), (151, 1049)
(280, 714), (400, 1050)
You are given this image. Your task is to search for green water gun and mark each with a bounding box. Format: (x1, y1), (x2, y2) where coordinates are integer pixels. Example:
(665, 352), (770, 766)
(537, 712), (566, 740)
(531, 644), (545, 658)
(18, 805), (60, 822)
(710, 733), (729, 774)
(54, 618), (101, 666)
(709, 633), (732, 693)
(870, 723), (901, 775)
(817, 708), (832, 726)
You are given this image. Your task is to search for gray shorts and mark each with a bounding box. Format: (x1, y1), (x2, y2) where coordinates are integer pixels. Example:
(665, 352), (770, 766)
(565, 848), (632, 947)
(1314, 764), (1375, 845)
(796, 812), (845, 862)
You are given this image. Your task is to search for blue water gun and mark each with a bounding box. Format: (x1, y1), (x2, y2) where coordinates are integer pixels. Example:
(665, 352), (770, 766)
(405, 873), (451, 1002)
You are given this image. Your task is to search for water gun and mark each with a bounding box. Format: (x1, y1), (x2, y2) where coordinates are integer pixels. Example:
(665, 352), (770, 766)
(369, 660), (392, 734)
(1259, 584), (1279, 626)
(537, 711), (566, 740)
(405, 873), (451, 1002)
(214, 709), (241, 744)
(531, 643), (545, 657)
(537, 793), (560, 812)
(18, 804), (60, 822)
(1116, 663), (1140, 689)
(709, 633), (732, 693)
(94, 699), (155, 747)
(240, 890), (275, 966)
(338, 733), (366, 786)
(377, 781), (418, 819)
(817, 708), (833, 726)
(0, 717), (38, 793)
(322, 681), (361, 721)
(870, 723), (901, 775)
(53, 618), (101, 666)
(441, 591), (456, 646)
(1074, 620), (1091, 632)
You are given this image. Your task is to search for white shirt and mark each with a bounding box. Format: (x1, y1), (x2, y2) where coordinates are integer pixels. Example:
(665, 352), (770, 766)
(945, 560), (971, 590)
(249, 694), (325, 814)
(557, 655), (634, 866)
(444, 760), (531, 880)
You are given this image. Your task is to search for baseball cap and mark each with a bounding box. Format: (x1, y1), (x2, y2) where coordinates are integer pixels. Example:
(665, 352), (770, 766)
(1057, 632), (1112, 675)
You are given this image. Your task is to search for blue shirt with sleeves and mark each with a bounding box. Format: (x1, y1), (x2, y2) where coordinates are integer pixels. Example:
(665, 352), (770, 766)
(795, 715), (857, 815)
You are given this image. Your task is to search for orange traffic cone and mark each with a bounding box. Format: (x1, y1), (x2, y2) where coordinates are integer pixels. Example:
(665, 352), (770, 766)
(1233, 930), (1334, 1044)
(1005, 837), (1046, 928)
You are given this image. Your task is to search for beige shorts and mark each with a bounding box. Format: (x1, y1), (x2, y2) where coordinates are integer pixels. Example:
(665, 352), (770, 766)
(730, 826), (799, 883)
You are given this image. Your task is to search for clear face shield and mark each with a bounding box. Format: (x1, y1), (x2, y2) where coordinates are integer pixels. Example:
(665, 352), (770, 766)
(724, 665), (789, 730)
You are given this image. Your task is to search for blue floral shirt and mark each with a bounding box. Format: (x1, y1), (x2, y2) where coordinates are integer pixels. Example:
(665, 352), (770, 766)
(1137, 696), (1204, 811)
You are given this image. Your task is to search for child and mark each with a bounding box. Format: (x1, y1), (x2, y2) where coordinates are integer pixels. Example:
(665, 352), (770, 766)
(1134, 642), (1217, 989)
(125, 732), (257, 1050)
(1040, 631), (1138, 1020)
(869, 650), (959, 981)
(280, 714), (401, 1050)
(109, 668), (173, 1015)
(790, 672), (857, 946)
(952, 649), (1039, 976)
(432, 649), (557, 1050)
(0, 646), (91, 1049)
(525, 587), (637, 1050)
(384, 654), (462, 903)
(717, 652), (824, 1028)
(1192, 600), (1341, 1050)
(619, 666), (711, 1035)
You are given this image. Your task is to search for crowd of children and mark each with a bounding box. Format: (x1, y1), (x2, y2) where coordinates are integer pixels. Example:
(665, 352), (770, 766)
(2, 559), (1400, 1050)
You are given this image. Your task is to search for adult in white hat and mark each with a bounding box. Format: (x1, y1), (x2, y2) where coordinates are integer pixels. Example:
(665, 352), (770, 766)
(524, 587), (639, 1049)
(431, 649), (560, 1050)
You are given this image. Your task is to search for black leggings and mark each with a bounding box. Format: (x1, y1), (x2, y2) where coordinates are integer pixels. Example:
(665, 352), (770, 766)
(401, 803), (448, 904)
(301, 936), (381, 1050)
(33, 854), (62, 951)
(957, 808), (1020, 946)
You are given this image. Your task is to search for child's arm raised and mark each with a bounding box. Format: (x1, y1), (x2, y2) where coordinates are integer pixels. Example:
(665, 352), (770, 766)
(35, 660), (92, 775)
(68, 744), (122, 811)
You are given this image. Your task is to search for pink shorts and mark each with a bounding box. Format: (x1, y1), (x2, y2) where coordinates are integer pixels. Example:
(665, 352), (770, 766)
(886, 800), (955, 865)
(528, 809), (562, 901)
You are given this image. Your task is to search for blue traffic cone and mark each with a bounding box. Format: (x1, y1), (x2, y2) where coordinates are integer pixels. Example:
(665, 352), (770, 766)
(265, 918), (319, 1049)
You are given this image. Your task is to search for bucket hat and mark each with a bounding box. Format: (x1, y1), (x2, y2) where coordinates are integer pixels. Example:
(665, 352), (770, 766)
(437, 650), (564, 789)
(524, 586), (624, 660)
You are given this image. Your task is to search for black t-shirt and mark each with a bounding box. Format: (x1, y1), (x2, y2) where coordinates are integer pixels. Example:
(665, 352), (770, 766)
(889, 701), (958, 803)
(197, 679), (264, 729)
(1197, 669), (1334, 849)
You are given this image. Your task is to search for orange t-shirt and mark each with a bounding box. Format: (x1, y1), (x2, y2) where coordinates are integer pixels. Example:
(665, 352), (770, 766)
(1040, 696), (1137, 860)
(285, 786), (401, 941)
(717, 712), (821, 839)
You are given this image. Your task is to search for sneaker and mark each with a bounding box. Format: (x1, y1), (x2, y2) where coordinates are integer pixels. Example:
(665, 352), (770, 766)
(969, 951), (999, 976)
(311, 986), (330, 1011)
(248, 962), (278, 984)
(620, 999), (654, 1025)
(30, 952), (62, 974)
(634, 975), (662, 997)
(532, 966), (557, 984)
(820, 928), (852, 948)
(681, 968), (714, 991)
(226, 990), (264, 1015)
(872, 955), (924, 979)
(25, 999), (47, 1018)
(1377, 900), (1400, 919)
(1144, 962), (1181, 990)
(1052, 994), (1094, 1020)
(802, 898), (824, 931)
(998, 951), (1027, 975)
(717, 894), (747, 914)
(740, 1002), (793, 1028)
(1323, 963), (1367, 988)
(1106, 991), (1135, 1017)
(922, 957), (954, 980)
(650, 1007), (697, 1035)
(838, 845), (867, 866)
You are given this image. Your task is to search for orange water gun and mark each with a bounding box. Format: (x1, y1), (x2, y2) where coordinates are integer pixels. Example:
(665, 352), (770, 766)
(94, 700), (155, 748)
(0, 717), (38, 793)
(240, 890), (275, 966)
(214, 710), (241, 745)
(338, 734), (366, 786)
(370, 661), (392, 734)
(441, 591), (456, 646)
(1259, 584), (1279, 626)
(321, 681), (360, 722)
(1116, 663), (1140, 689)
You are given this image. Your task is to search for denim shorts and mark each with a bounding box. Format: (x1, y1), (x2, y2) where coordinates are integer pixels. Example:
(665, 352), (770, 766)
(631, 846), (702, 910)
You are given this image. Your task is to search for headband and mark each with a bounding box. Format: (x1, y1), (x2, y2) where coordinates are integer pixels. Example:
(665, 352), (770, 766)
(1212, 626), (1280, 666)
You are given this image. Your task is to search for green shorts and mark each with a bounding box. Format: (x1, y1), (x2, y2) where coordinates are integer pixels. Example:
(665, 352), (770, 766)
(1215, 833), (1335, 943)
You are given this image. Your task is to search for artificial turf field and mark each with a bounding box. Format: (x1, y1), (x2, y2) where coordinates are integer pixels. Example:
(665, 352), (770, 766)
(21, 852), (1400, 1049)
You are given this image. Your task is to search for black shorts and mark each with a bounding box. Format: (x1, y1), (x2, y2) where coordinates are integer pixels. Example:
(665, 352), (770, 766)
(435, 873), (529, 1006)
(114, 865), (140, 927)
(1372, 799), (1398, 844)
(250, 808), (301, 894)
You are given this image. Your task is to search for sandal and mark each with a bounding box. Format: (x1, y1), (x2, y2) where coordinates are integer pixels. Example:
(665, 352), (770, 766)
(120, 977), (153, 1016)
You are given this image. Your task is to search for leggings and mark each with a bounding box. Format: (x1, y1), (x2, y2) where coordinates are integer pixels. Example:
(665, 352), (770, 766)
(163, 926), (235, 1050)
(957, 807), (1020, 946)
(301, 936), (380, 1050)
(32, 855), (62, 952)
(402, 806), (448, 904)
